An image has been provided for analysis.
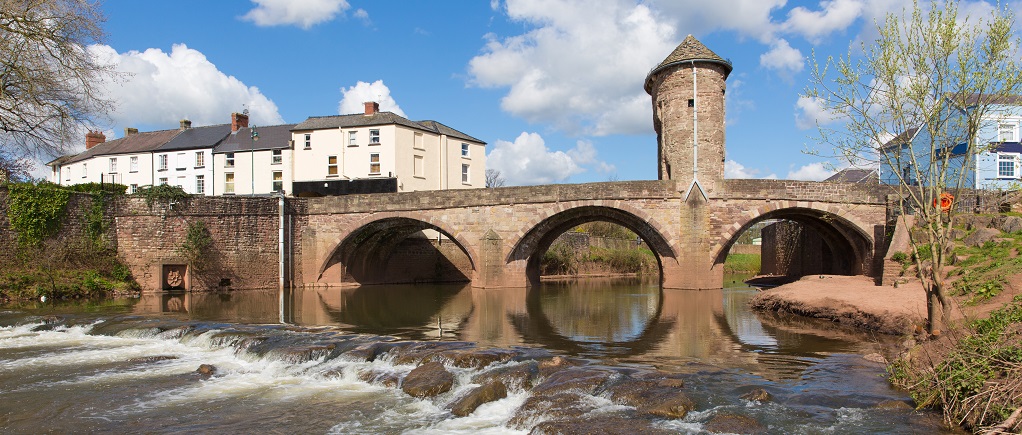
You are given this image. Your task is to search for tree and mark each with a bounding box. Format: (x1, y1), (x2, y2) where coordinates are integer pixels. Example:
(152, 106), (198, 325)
(485, 168), (506, 188)
(804, 0), (1022, 334)
(1, 0), (114, 161)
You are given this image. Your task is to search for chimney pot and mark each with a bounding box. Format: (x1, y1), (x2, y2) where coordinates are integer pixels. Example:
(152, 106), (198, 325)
(123, 127), (138, 137)
(180, 119), (192, 130)
(85, 131), (106, 149)
(232, 112), (250, 132)
(364, 101), (379, 115)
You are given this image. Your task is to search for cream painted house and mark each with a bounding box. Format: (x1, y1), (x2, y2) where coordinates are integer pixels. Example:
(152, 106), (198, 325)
(289, 102), (486, 196)
(211, 124), (296, 196)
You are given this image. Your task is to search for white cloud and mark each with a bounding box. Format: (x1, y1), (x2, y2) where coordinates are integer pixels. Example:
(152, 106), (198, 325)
(794, 96), (841, 130)
(787, 162), (834, 181)
(783, 0), (864, 43)
(338, 80), (407, 117)
(646, 0), (786, 43)
(759, 38), (804, 77)
(468, 0), (677, 136)
(88, 44), (284, 132)
(486, 132), (611, 185)
(725, 159), (776, 179)
(241, 0), (350, 29)
(353, 8), (370, 25)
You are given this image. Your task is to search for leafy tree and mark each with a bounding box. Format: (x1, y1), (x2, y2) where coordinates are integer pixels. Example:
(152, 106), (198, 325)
(485, 168), (506, 188)
(804, 0), (1022, 334)
(1, 0), (114, 161)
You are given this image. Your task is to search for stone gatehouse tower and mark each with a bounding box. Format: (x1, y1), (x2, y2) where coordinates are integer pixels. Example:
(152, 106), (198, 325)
(645, 35), (731, 199)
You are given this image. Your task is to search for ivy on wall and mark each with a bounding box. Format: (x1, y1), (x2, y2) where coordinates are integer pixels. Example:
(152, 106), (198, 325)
(7, 183), (71, 246)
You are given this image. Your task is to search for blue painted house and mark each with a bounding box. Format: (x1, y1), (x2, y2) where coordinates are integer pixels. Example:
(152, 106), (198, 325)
(879, 94), (1022, 190)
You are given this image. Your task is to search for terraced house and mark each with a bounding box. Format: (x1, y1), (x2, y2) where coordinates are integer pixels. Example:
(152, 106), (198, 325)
(47, 104), (487, 196)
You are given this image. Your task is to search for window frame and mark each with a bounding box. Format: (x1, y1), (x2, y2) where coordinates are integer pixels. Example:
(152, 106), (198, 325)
(461, 163), (470, 184)
(82, 163), (87, 178)
(369, 153), (381, 175)
(272, 171), (283, 192)
(272, 149), (283, 165)
(195, 151), (205, 168)
(158, 154), (168, 171)
(369, 129), (381, 145)
(413, 155), (425, 178)
(304, 133), (312, 150)
(224, 173), (235, 194)
(159, 177), (168, 186)
(195, 174), (205, 194)
(999, 122), (1018, 143)
(348, 131), (358, 147)
(109, 157), (117, 173)
(461, 143), (470, 158)
(129, 156), (139, 173)
(327, 155), (338, 177)
(998, 153), (1019, 178)
(225, 152), (235, 168)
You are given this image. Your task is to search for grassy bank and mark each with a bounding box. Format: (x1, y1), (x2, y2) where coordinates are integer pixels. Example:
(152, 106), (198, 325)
(542, 243), (658, 276)
(886, 214), (1022, 432)
(723, 253), (761, 275)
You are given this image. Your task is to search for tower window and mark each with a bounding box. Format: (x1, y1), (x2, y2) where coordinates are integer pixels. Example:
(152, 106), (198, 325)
(687, 99), (694, 107)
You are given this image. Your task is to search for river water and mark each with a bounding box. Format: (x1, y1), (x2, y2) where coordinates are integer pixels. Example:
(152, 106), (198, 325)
(0, 277), (955, 434)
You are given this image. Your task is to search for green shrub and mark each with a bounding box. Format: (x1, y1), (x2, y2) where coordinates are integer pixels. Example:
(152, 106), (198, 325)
(891, 251), (908, 264)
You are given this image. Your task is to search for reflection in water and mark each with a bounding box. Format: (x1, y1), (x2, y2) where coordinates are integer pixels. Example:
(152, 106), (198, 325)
(129, 277), (892, 379)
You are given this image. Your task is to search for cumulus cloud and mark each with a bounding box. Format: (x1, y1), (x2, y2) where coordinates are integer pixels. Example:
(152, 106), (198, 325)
(783, 0), (864, 43)
(241, 0), (350, 29)
(787, 162), (835, 181)
(759, 38), (804, 77)
(88, 44), (284, 132)
(646, 0), (786, 43)
(338, 80), (407, 117)
(794, 96), (842, 130)
(486, 132), (611, 185)
(468, 0), (677, 136)
(353, 8), (370, 25)
(725, 159), (776, 179)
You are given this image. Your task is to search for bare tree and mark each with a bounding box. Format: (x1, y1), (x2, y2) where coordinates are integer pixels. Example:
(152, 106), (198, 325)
(1, 0), (115, 161)
(804, 0), (1022, 334)
(485, 168), (506, 188)
(0, 152), (33, 183)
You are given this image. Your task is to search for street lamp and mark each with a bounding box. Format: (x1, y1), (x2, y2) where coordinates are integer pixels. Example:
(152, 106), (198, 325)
(250, 125), (259, 196)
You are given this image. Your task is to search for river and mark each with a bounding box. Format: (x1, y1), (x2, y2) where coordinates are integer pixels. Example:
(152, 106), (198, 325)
(0, 276), (955, 433)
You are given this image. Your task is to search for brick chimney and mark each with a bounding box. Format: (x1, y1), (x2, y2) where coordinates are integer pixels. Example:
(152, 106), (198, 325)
(85, 131), (106, 149)
(232, 112), (249, 132)
(364, 101), (379, 115)
(124, 127), (138, 136)
(180, 119), (192, 130)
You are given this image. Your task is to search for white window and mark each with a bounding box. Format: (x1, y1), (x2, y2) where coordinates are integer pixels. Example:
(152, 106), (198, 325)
(195, 152), (205, 168)
(129, 156), (138, 172)
(272, 171), (283, 192)
(348, 131), (357, 146)
(369, 153), (380, 175)
(327, 156), (338, 176)
(414, 132), (424, 150)
(414, 155), (424, 178)
(176, 153), (186, 170)
(176, 176), (185, 188)
(225, 153), (235, 168)
(998, 153), (1018, 178)
(195, 175), (205, 194)
(461, 143), (470, 157)
(109, 158), (117, 173)
(999, 123), (1017, 142)
(369, 129), (380, 144)
(159, 177), (168, 186)
(304, 133), (312, 149)
(82, 163), (87, 178)
(64, 167), (70, 181)
(224, 173), (235, 193)
(462, 164), (470, 184)
(158, 154), (168, 171)
(130, 184), (138, 194)
(272, 149), (282, 164)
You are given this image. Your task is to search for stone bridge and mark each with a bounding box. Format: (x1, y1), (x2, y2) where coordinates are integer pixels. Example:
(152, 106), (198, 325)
(300, 178), (889, 290)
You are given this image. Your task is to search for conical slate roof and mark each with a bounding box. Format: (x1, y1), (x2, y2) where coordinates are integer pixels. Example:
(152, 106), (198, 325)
(645, 35), (732, 92)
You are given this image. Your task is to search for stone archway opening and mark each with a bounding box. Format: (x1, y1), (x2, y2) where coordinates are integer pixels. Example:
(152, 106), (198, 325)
(715, 208), (874, 283)
(508, 206), (676, 287)
(321, 217), (475, 286)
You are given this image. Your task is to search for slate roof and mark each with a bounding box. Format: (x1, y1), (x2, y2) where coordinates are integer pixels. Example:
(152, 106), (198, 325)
(293, 112), (486, 144)
(645, 35), (733, 92)
(881, 127), (920, 150)
(416, 120), (485, 144)
(959, 93), (1022, 106)
(824, 168), (878, 183)
(214, 124), (298, 154)
(158, 124), (232, 151)
(58, 129), (182, 165)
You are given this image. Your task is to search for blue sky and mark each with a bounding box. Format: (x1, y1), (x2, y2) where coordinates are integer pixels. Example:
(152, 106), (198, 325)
(64, 0), (1018, 185)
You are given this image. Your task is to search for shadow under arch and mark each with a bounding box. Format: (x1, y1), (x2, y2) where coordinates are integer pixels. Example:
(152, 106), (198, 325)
(713, 207), (874, 276)
(507, 205), (677, 286)
(320, 217), (477, 285)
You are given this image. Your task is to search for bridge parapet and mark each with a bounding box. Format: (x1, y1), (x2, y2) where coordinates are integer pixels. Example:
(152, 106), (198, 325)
(305, 180), (680, 214)
(722, 179), (886, 204)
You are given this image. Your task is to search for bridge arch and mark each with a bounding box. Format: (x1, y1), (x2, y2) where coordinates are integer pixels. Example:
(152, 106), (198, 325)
(712, 205), (875, 277)
(318, 213), (478, 286)
(507, 204), (678, 286)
